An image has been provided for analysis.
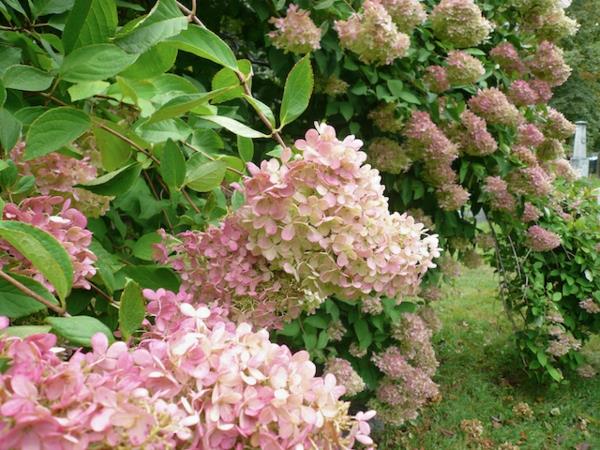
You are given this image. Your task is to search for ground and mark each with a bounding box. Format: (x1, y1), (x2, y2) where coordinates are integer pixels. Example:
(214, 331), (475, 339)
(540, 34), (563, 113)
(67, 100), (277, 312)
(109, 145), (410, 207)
(379, 265), (600, 450)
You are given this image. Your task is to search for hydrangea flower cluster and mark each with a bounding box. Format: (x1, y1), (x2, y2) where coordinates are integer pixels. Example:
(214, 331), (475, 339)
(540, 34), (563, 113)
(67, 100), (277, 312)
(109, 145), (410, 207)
(527, 41), (571, 87)
(458, 110), (498, 156)
(430, 0), (493, 48)
(537, 138), (565, 161)
(517, 123), (545, 148)
(526, 225), (561, 252)
(507, 166), (553, 197)
(490, 42), (526, 74)
(368, 103), (404, 133)
(404, 111), (469, 211)
(317, 75), (350, 97)
(0, 291), (376, 449)
(529, 79), (554, 103)
(160, 124), (440, 329)
(541, 108), (576, 140)
(11, 142), (111, 218)
(335, 0), (410, 66)
(369, 313), (439, 427)
(268, 4), (321, 54)
(508, 80), (540, 106)
(512, 145), (539, 167)
(484, 176), (517, 214)
(423, 65), (450, 94)
(367, 137), (412, 174)
(522, 202), (542, 222)
(547, 328), (581, 357)
(544, 158), (577, 180)
(468, 88), (523, 127)
(445, 51), (485, 86)
(1, 196), (96, 291)
(579, 298), (600, 314)
(523, 3), (579, 42)
(324, 358), (366, 397)
(380, 0), (427, 33)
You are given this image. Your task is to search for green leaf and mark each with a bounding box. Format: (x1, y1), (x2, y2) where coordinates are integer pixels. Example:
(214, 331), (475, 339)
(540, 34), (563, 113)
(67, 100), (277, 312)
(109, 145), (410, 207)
(119, 279), (145, 340)
(279, 55), (313, 127)
(0, 81), (5, 108)
(304, 315), (329, 329)
(114, 0), (188, 54)
(397, 91), (421, 104)
(68, 81), (110, 101)
(77, 163), (141, 196)
(63, 0), (117, 53)
(0, 221), (73, 302)
(185, 159), (227, 192)
(25, 107), (91, 160)
(118, 42), (178, 79)
(120, 265), (180, 291)
(136, 118), (192, 143)
(60, 44), (139, 82)
(243, 94), (276, 127)
(201, 115), (269, 139)
(210, 60), (252, 103)
(386, 79), (404, 97)
(132, 232), (162, 261)
(3, 325), (52, 338)
(0, 273), (58, 319)
(170, 25), (238, 70)
(354, 320), (372, 349)
(237, 136), (254, 163)
(0, 109), (21, 151)
(46, 316), (114, 347)
(147, 88), (234, 124)
(2, 65), (54, 91)
(92, 124), (133, 171)
(160, 139), (186, 190)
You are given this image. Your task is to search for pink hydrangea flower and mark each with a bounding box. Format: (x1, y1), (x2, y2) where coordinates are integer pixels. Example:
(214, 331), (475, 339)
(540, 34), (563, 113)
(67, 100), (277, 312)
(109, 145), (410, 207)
(517, 123), (545, 148)
(1, 196), (96, 291)
(526, 225), (561, 252)
(446, 51), (485, 86)
(459, 110), (498, 156)
(435, 184), (470, 211)
(529, 79), (554, 103)
(490, 42), (526, 74)
(430, 0), (493, 48)
(522, 202), (542, 222)
(579, 298), (600, 314)
(367, 137), (412, 174)
(527, 41), (572, 87)
(484, 176), (517, 214)
(268, 4), (321, 54)
(381, 0), (427, 33)
(508, 80), (539, 106)
(507, 166), (554, 197)
(468, 88), (523, 127)
(324, 358), (366, 397)
(512, 145), (539, 167)
(423, 65), (450, 94)
(335, 0), (410, 65)
(542, 108), (576, 140)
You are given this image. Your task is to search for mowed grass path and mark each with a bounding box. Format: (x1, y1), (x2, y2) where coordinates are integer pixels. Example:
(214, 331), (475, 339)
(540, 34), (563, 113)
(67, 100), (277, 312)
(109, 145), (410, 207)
(380, 266), (600, 449)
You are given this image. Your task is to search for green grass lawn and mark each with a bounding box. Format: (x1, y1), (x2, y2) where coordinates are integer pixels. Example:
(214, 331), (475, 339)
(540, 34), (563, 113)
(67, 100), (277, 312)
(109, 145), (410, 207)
(378, 266), (600, 450)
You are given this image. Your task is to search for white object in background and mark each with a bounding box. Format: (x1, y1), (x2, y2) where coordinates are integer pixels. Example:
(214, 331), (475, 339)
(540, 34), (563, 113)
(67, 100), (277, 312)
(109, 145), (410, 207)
(571, 121), (589, 178)
(558, 0), (572, 8)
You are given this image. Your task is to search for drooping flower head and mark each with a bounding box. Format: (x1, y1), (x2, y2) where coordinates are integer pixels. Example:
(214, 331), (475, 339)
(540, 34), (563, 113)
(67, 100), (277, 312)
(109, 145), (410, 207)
(423, 65), (450, 94)
(507, 166), (554, 197)
(527, 41), (572, 87)
(335, 0), (410, 65)
(508, 80), (539, 106)
(324, 358), (366, 397)
(367, 137), (413, 174)
(526, 225), (561, 251)
(542, 107), (576, 140)
(431, 0), (493, 48)
(368, 102), (404, 133)
(490, 42), (526, 74)
(522, 202), (542, 222)
(268, 4), (322, 54)
(459, 110), (498, 156)
(484, 176), (517, 214)
(517, 123), (545, 148)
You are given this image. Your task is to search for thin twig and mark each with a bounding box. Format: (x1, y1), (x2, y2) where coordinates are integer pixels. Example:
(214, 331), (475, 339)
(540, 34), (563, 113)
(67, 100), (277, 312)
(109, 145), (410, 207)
(90, 283), (120, 310)
(0, 270), (66, 315)
(182, 189), (201, 214)
(177, 1), (204, 26)
(143, 171), (175, 231)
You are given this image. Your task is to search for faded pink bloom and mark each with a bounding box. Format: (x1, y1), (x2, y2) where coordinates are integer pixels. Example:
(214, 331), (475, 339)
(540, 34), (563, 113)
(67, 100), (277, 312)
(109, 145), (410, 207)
(507, 166), (554, 197)
(430, 0), (493, 48)
(1, 196), (96, 291)
(490, 42), (526, 74)
(436, 184), (470, 211)
(468, 88), (523, 127)
(517, 123), (545, 148)
(545, 158), (577, 180)
(579, 298), (600, 314)
(527, 6), (579, 42)
(522, 202), (542, 222)
(459, 110), (498, 156)
(529, 79), (554, 103)
(324, 358), (366, 396)
(446, 51), (485, 85)
(508, 80), (539, 106)
(537, 139), (565, 161)
(268, 4), (321, 54)
(423, 65), (450, 93)
(381, 0), (427, 33)
(512, 145), (539, 167)
(542, 108), (576, 140)
(484, 176), (516, 214)
(335, 0), (410, 65)
(368, 103), (404, 133)
(526, 225), (561, 252)
(528, 41), (571, 87)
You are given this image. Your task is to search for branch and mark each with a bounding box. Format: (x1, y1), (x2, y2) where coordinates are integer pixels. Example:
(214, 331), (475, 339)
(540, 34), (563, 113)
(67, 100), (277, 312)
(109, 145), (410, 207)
(0, 270), (66, 315)
(177, 1), (204, 26)
(182, 189), (201, 214)
(182, 141), (245, 177)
